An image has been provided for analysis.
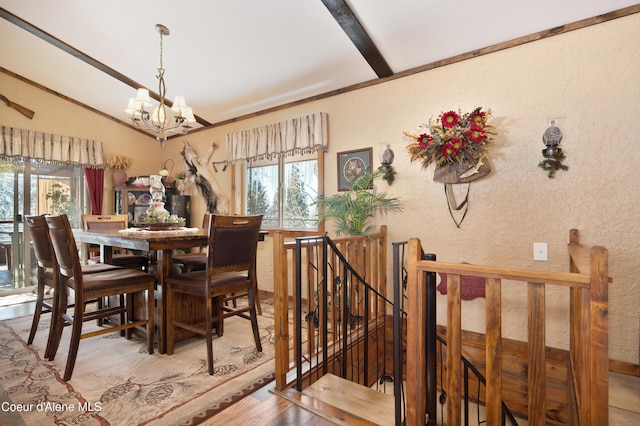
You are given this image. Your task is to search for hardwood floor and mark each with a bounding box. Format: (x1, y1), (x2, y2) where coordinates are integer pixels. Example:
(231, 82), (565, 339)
(201, 382), (342, 426)
(0, 296), (37, 319)
(205, 373), (640, 426)
(2, 298), (639, 425)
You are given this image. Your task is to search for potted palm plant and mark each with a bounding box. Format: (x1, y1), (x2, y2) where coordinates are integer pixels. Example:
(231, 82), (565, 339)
(316, 169), (403, 236)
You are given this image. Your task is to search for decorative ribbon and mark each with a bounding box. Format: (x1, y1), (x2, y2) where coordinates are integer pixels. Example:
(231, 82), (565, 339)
(444, 183), (470, 228)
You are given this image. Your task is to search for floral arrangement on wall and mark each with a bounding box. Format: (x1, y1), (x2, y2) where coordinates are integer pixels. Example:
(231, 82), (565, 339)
(405, 107), (495, 169)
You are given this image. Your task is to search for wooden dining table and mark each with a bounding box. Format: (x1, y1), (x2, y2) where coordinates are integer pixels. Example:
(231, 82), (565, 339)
(73, 227), (209, 354)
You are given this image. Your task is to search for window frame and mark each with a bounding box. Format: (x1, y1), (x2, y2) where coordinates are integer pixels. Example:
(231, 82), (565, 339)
(232, 151), (324, 233)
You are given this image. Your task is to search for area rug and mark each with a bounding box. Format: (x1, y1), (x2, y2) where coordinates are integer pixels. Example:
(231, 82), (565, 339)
(0, 301), (279, 425)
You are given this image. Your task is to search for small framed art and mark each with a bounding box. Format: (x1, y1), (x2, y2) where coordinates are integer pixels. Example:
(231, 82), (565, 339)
(337, 148), (372, 191)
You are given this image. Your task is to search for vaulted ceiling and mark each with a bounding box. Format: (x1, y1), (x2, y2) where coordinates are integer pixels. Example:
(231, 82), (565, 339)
(1, 1), (638, 138)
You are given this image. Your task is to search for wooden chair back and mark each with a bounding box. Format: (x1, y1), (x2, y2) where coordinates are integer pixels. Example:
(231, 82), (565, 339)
(81, 214), (129, 231)
(25, 215), (55, 269)
(192, 213), (211, 253)
(205, 215), (262, 275)
(80, 214), (139, 264)
(46, 214), (83, 282)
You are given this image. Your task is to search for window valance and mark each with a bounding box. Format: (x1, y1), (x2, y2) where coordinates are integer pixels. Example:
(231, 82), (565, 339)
(225, 112), (328, 164)
(0, 126), (106, 169)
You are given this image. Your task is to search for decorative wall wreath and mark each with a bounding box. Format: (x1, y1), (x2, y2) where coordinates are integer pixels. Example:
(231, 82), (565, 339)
(405, 107), (496, 227)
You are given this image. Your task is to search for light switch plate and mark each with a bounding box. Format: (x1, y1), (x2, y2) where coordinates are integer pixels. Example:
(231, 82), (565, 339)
(533, 242), (548, 261)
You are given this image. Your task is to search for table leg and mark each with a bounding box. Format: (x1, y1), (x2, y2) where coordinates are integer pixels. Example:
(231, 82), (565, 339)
(99, 245), (114, 264)
(97, 245), (114, 326)
(155, 248), (172, 354)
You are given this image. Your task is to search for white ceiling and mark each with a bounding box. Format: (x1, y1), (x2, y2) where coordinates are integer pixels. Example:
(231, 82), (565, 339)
(1, 1), (638, 135)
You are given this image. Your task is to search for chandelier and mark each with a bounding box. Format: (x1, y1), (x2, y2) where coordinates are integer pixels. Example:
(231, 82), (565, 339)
(124, 24), (195, 146)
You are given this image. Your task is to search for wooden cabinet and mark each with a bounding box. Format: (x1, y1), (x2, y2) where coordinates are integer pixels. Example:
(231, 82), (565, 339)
(114, 186), (190, 226)
(166, 195), (191, 227)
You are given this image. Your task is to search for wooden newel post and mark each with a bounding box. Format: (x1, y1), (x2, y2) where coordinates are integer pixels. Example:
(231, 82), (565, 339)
(406, 238), (427, 425)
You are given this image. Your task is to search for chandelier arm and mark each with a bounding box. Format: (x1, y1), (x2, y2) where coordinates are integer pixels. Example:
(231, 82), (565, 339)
(135, 115), (185, 134)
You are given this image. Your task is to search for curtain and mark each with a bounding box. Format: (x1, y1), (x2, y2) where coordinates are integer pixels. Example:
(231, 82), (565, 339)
(225, 112), (328, 163)
(0, 126), (106, 169)
(1, 126), (107, 215)
(84, 168), (104, 214)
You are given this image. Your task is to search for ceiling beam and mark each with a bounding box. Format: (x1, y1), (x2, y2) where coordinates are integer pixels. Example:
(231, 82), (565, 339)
(0, 7), (211, 126)
(320, 0), (393, 78)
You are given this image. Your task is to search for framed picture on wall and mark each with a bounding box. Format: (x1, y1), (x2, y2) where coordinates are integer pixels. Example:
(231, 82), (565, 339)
(337, 148), (372, 191)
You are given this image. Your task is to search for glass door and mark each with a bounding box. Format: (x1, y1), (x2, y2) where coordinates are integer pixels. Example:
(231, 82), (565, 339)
(0, 160), (86, 294)
(0, 161), (22, 292)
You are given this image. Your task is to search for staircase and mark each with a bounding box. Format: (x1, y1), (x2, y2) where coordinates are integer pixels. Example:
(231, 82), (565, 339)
(275, 374), (397, 426)
(271, 228), (608, 424)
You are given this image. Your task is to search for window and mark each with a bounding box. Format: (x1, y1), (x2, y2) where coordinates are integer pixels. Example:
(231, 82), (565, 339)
(226, 112), (327, 229)
(244, 153), (319, 230)
(0, 160), (87, 290)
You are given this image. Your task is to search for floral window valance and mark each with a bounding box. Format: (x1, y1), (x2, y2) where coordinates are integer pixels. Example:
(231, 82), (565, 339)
(225, 112), (328, 164)
(0, 126), (106, 169)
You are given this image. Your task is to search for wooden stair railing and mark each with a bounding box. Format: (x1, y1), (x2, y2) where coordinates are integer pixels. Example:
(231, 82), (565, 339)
(405, 229), (609, 425)
(272, 226), (388, 391)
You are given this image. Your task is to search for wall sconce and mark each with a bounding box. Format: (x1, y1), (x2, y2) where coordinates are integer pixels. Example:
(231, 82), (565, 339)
(538, 120), (568, 178)
(379, 144), (396, 185)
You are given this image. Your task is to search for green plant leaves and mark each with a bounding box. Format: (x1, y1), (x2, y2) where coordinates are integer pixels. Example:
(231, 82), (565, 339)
(315, 169), (403, 236)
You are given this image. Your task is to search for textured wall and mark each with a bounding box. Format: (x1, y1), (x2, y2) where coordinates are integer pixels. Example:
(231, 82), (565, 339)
(371, 14), (640, 363)
(2, 13), (638, 364)
(222, 14), (640, 364)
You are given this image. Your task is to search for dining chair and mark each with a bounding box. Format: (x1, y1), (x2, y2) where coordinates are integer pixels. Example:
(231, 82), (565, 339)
(24, 215), (122, 360)
(170, 213), (264, 315)
(165, 214), (263, 375)
(81, 214), (150, 271)
(170, 213), (209, 273)
(45, 214), (155, 381)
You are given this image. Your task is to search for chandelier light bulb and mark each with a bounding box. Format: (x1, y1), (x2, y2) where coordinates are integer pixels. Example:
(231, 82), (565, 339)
(151, 106), (166, 125)
(171, 95), (189, 114)
(134, 88), (153, 111)
(183, 107), (196, 124)
(124, 98), (137, 115)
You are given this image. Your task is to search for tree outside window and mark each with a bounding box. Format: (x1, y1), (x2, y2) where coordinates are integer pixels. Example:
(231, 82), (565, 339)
(245, 156), (318, 230)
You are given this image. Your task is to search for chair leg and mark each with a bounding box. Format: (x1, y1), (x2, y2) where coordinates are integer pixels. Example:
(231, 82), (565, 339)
(213, 296), (223, 337)
(252, 276), (262, 316)
(146, 285), (155, 354)
(166, 285), (175, 355)
(96, 296), (105, 326)
(63, 298), (85, 381)
(205, 292), (214, 375)
(125, 293), (133, 340)
(119, 294), (126, 337)
(247, 287), (262, 352)
(47, 283), (69, 361)
(27, 273), (46, 345)
(43, 286), (60, 360)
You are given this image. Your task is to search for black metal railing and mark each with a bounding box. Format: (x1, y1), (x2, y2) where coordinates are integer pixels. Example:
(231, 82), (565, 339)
(294, 235), (402, 406)
(292, 236), (517, 425)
